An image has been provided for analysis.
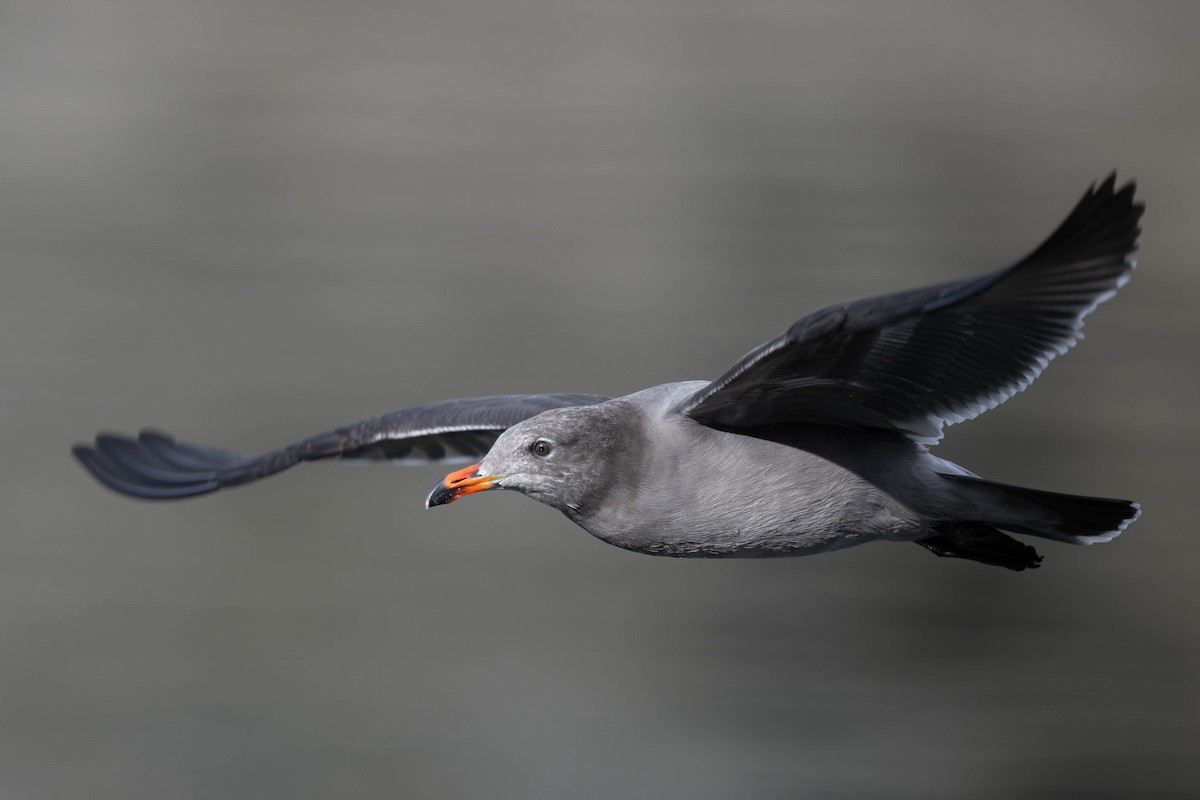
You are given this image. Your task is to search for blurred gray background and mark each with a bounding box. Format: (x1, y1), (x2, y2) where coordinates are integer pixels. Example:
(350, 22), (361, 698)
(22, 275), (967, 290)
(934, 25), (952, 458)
(2, 1), (1197, 798)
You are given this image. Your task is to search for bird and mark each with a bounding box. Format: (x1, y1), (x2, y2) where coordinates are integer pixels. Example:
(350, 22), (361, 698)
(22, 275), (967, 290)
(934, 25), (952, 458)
(73, 175), (1143, 570)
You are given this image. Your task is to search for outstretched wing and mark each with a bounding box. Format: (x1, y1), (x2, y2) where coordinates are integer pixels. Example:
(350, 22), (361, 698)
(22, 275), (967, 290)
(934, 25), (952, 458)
(680, 175), (1142, 444)
(73, 393), (609, 499)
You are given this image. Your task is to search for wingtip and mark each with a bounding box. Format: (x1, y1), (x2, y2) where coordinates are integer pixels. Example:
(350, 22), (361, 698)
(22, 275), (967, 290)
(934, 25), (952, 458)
(1095, 170), (1132, 194)
(71, 428), (234, 500)
(1084, 171), (1140, 212)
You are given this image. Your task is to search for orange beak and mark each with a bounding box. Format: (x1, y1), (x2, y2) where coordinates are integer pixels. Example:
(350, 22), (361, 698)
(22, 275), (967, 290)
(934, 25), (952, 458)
(425, 462), (504, 508)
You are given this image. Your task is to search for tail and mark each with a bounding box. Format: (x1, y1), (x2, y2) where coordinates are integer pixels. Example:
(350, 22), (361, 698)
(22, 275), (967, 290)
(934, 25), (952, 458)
(940, 473), (1140, 544)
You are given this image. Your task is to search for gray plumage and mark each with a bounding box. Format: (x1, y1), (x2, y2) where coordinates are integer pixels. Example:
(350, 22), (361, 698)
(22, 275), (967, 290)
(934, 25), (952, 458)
(74, 175), (1143, 570)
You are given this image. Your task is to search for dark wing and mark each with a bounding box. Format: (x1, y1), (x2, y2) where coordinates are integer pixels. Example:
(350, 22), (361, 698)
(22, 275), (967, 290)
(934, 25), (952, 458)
(73, 393), (609, 499)
(680, 174), (1142, 444)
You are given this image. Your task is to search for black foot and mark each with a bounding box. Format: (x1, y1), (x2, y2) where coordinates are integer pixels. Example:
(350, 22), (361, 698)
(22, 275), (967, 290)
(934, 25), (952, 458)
(917, 524), (1043, 571)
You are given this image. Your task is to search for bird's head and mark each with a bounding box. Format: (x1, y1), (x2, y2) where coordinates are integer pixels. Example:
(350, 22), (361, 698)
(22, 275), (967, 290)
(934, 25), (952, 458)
(425, 403), (628, 517)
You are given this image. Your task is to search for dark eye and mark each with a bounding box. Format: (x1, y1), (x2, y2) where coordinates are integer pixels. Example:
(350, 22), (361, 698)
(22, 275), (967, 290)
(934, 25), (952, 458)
(531, 439), (553, 458)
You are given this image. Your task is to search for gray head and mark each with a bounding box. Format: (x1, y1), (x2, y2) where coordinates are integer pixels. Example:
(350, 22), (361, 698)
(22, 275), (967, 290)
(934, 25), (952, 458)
(425, 403), (628, 515)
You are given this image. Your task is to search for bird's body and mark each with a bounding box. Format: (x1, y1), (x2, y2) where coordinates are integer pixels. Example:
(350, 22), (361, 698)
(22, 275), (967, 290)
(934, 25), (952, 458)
(75, 176), (1144, 570)
(544, 383), (925, 557)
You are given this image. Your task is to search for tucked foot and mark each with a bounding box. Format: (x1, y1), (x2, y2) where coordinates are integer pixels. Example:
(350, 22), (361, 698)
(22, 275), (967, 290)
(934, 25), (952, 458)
(917, 523), (1044, 571)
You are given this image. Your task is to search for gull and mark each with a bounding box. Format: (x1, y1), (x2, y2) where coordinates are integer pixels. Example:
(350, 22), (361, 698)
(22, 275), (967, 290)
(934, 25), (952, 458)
(74, 175), (1143, 570)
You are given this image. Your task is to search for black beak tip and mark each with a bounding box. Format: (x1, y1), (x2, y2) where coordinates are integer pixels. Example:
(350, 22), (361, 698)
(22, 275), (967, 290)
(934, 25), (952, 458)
(425, 483), (454, 509)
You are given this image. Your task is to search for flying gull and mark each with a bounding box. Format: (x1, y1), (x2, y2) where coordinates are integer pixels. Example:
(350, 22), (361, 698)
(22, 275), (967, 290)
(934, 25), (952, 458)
(73, 175), (1143, 570)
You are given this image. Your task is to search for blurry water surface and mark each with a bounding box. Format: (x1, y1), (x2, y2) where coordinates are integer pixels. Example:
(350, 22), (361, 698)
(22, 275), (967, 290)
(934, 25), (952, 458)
(2, 2), (1198, 798)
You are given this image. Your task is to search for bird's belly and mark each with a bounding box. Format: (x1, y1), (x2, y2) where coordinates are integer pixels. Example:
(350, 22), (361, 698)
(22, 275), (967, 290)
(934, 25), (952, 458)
(581, 433), (924, 558)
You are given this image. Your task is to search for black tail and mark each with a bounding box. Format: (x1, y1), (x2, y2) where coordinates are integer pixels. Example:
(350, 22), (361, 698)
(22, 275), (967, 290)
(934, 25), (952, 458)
(941, 473), (1140, 545)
